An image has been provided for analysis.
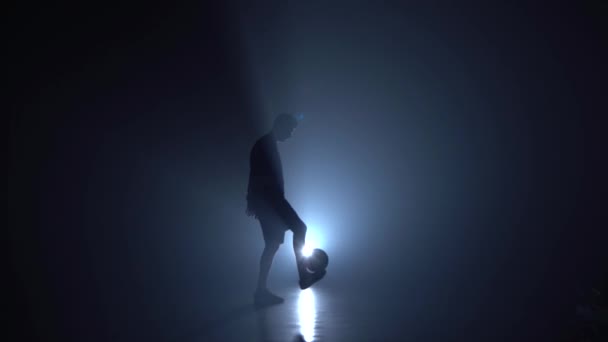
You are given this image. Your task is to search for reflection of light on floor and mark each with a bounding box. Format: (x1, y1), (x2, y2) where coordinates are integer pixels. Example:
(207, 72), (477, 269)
(297, 288), (316, 341)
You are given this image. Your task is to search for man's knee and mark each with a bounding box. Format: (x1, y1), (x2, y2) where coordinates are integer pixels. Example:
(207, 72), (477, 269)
(292, 221), (307, 237)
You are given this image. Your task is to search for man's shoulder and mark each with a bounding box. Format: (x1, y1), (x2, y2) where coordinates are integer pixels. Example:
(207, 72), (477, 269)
(252, 134), (273, 150)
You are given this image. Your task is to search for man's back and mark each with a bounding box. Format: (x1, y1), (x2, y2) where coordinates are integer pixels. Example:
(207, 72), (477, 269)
(247, 134), (284, 202)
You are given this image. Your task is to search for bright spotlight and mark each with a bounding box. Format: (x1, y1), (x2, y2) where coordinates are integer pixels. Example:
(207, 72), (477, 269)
(299, 226), (323, 257)
(302, 244), (314, 257)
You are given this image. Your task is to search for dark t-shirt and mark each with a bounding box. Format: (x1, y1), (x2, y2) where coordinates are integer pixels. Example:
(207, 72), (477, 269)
(247, 134), (284, 209)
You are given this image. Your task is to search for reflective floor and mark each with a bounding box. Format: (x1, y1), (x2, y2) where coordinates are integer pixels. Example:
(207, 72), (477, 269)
(99, 253), (577, 342)
(190, 285), (361, 342)
(98, 271), (578, 342)
(172, 280), (447, 342)
(204, 287), (326, 342)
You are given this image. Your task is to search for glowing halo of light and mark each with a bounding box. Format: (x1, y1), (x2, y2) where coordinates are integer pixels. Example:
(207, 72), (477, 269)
(300, 225), (323, 258)
(302, 244), (314, 257)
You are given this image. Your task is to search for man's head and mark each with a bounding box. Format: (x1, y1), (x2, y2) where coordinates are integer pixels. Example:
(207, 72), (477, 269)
(272, 113), (298, 142)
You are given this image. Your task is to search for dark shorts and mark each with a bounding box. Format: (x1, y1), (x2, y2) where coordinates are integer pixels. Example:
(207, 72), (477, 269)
(252, 197), (305, 244)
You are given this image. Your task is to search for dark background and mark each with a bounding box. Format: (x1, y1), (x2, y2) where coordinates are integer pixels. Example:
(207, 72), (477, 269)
(8, 1), (608, 341)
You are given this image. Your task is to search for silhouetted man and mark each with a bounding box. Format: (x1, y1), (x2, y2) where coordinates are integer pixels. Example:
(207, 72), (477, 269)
(246, 113), (325, 305)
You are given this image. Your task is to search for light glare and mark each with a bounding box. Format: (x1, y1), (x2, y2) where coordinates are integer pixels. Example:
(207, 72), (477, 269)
(302, 244), (314, 257)
(298, 288), (316, 341)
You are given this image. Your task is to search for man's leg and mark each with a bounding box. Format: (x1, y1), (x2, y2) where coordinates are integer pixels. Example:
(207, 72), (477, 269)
(257, 242), (279, 291)
(254, 213), (285, 306)
(292, 220), (307, 267)
(279, 199), (326, 289)
(275, 198), (307, 268)
(254, 240), (284, 306)
(275, 199), (316, 283)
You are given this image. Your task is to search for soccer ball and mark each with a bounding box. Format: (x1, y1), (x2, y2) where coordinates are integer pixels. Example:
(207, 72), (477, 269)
(306, 248), (329, 273)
